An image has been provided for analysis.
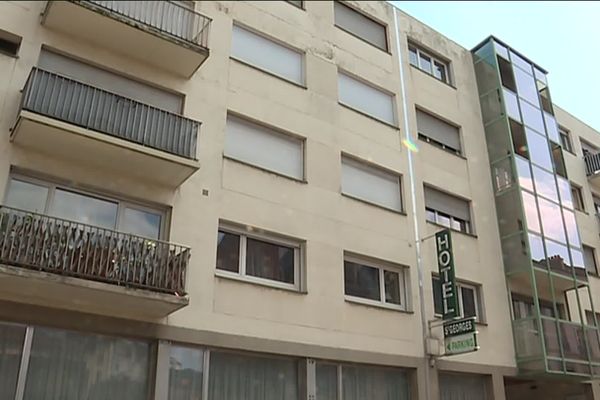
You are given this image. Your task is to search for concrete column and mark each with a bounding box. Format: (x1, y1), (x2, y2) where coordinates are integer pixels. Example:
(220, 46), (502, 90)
(491, 373), (506, 400)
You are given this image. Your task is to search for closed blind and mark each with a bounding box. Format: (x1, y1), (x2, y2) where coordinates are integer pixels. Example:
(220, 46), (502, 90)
(338, 72), (395, 125)
(341, 156), (401, 211)
(416, 109), (460, 151)
(424, 186), (470, 221)
(334, 1), (387, 51)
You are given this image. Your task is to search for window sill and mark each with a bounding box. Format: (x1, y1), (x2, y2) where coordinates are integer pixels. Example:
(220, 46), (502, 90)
(425, 220), (478, 239)
(215, 270), (306, 294)
(418, 136), (466, 160)
(409, 64), (456, 90)
(338, 103), (400, 130)
(334, 25), (391, 55)
(341, 193), (406, 215)
(229, 57), (307, 90)
(345, 296), (412, 313)
(223, 155), (308, 184)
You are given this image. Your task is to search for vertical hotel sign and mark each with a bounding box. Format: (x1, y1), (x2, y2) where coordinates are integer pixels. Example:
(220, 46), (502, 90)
(436, 229), (458, 320)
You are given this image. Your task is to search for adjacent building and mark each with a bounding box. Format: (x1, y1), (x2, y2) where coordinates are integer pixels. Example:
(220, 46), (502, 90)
(0, 1), (600, 399)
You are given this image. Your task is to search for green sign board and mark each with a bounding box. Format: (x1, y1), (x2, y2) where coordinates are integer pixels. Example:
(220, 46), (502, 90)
(443, 317), (476, 338)
(445, 332), (478, 355)
(436, 229), (458, 320)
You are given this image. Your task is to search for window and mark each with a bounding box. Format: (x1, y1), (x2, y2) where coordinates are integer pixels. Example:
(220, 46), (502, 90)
(0, 29), (21, 57)
(497, 55), (517, 92)
(316, 362), (410, 400)
(432, 276), (483, 321)
(338, 71), (396, 125)
(511, 294), (564, 319)
(408, 43), (451, 84)
(0, 322), (25, 400)
(286, 0), (303, 8)
(586, 310), (600, 326)
(224, 114), (304, 180)
(209, 352), (300, 400)
(551, 143), (567, 178)
(571, 184), (585, 211)
(424, 186), (472, 234)
(216, 224), (302, 290)
(581, 139), (599, 158)
(343, 254), (407, 310)
(510, 119), (528, 158)
(231, 24), (304, 85)
(341, 156), (402, 212)
(559, 127), (573, 153)
(333, 1), (388, 51)
(167, 344), (205, 400)
(439, 372), (489, 400)
(416, 109), (461, 155)
(584, 245), (598, 275)
(3, 176), (165, 239)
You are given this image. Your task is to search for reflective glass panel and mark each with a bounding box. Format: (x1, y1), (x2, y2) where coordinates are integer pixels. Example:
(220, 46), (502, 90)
(516, 156), (533, 191)
(503, 88), (521, 122)
(384, 270), (402, 305)
(520, 99), (545, 134)
(534, 67), (547, 84)
(408, 47), (418, 67)
(495, 41), (509, 59)
(216, 231), (240, 273)
(419, 53), (432, 73)
(528, 233), (546, 264)
(544, 112), (560, 143)
(526, 128), (552, 170)
(344, 261), (380, 301)
(557, 177), (573, 209)
(51, 189), (118, 229)
(4, 179), (48, 213)
(532, 165), (559, 202)
(510, 51), (533, 74)
(121, 207), (161, 239)
(522, 191), (541, 233)
(342, 364), (410, 400)
(571, 248), (585, 269)
(545, 239), (570, 266)
(513, 65), (540, 107)
(246, 238), (295, 284)
(538, 197), (566, 243)
(461, 287), (477, 318)
(168, 346), (204, 400)
(563, 209), (581, 248)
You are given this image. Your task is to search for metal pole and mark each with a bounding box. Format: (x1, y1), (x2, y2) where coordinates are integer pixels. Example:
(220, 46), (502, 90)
(392, 6), (432, 400)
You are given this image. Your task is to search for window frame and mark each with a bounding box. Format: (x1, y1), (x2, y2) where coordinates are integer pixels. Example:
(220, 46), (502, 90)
(216, 223), (304, 292)
(559, 127), (573, 154)
(343, 253), (409, 311)
(416, 108), (463, 156)
(230, 22), (306, 87)
(583, 244), (599, 276)
(333, 1), (389, 52)
(3, 174), (168, 240)
(432, 275), (484, 322)
(425, 207), (471, 235)
(571, 183), (585, 212)
(408, 42), (452, 85)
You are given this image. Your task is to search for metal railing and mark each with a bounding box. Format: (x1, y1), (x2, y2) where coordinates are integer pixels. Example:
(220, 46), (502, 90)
(79, 0), (211, 49)
(0, 206), (190, 295)
(21, 68), (199, 159)
(585, 153), (600, 176)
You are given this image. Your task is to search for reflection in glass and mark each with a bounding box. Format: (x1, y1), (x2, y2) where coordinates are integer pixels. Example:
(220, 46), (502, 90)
(545, 239), (570, 267)
(520, 99), (545, 134)
(408, 47), (418, 67)
(544, 112), (560, 143)
(216, 231), (240, 273)
(571, 248), (585, 269)
(122, 207), (161, 239)
(563, 209), (581, 248)
(513, 66), (540, 107)
(522, 191), (540, 233)
(169, 346), (204, 400)
(503, 89), (521, 122)
(538, 197), (566, 243)
(344, 261), (380, 301)
(247, 238), (295, 284)
(4, 179), (48, 213)
(510, 51), (532, 74)
(532, 165), (558, 202)
(528, 233), (545, 264)
(516, 156), (533, 192)
(51, 189), (118, 229)
(534, 67), (547, 84)
(433, 61), (447, 82)
(384, 270), (402, 305)
(419, 53), (432, 73)
(557, 177), (573, 209)
(526, 128), (552, 170)
(495, 41), (509, 59)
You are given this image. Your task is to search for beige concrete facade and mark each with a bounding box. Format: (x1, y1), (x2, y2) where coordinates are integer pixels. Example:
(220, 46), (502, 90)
(0, 1), (599, 399)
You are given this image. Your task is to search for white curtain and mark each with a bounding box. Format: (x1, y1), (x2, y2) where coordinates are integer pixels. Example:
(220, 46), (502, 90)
(439, 372), (488, 400)
(342, 364), (410, 400)
(23, 327), (150, 400)
(208, 352), (298, 400)
(0, 323), (26, 400)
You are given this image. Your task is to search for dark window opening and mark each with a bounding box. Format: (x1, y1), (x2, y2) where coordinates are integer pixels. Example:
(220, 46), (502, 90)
(539, 85), (553, 115)
(510, 119), (528, 159)
(498, 55), (516, 92)
(0, 30), (21, 57)
(552, 143), (567, 178)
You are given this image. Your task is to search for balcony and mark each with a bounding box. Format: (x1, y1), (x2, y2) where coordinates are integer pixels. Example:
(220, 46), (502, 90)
(12, 68), (201, 187)
(585, 153), (600, 188)
(0, 206), (190, 319)
(42, 0), (211, 77)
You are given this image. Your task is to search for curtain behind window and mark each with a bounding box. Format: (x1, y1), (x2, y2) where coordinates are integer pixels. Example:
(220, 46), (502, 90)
(342, 364), (410, 400)
(0, 323), (26, 400)
(439, 372), (488, 400)
(208, 352), (298, 400)
(23, 327), (150, 400)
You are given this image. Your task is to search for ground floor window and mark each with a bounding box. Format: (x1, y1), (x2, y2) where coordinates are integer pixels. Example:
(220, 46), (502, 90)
(0, 322), (25, 400)
(439, 372), (489, 400)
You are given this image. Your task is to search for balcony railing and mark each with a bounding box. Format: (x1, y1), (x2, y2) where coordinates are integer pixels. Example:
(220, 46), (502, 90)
(585, 153), (600, 176)
(79, 0), (211, 49)
(0, 206), (190, 295)
(20, 68), (199, 159)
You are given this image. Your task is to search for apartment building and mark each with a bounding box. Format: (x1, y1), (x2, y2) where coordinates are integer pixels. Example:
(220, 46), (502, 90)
(0, 1), (599, 399)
